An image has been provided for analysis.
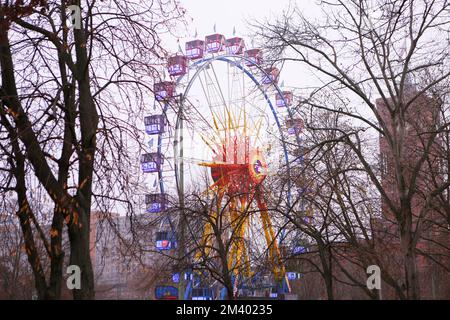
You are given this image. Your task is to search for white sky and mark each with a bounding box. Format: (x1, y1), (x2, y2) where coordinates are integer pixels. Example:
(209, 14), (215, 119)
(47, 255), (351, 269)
(178, 0), (316, 38)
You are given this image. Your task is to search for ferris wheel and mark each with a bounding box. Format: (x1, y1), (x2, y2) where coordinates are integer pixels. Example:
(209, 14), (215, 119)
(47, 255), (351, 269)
(142, 32), (307, 300)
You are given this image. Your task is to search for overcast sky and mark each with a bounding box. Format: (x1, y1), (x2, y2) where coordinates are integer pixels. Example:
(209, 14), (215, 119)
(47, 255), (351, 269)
(178, 0), (314, 38)
(161, 0), (324, 91)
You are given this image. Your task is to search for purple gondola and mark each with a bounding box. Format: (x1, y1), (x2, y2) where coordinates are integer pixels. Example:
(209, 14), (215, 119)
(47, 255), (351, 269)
(144, 115), (165, 135)
(141, 153), (163, 173)
(155, 231), (177, 250)
(262, 67), (279, 85)
(154, 81), (176, 101)
(225, 37), (245, 55)
(287, 272), (298, 281)
(286, 118), (304, 135)
(292, 242), (308, 255)
(205, 33), (226, 53)
(244, 49), (263, 66)
(186, 40), (205, 60)
(145, 193), (169, 213)
(191, 288), (214, 300)
(276, 91), (293, 107)
(168, 53), (187, 77)
(155, 286), (178, 300)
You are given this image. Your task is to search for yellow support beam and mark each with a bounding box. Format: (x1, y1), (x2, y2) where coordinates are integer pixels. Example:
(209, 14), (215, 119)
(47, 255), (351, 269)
(257, 196), (286, 282)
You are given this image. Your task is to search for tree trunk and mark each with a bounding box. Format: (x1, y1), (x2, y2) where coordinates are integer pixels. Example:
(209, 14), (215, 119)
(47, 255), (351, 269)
(399, 205), (420, 299)
(401, 235), (420, 299)
(47, 210), (65, 300)
(16, 201), (48, 300)
(69, 1), (98, 300)
(68, 206), (95, 300)
(225, 280), (234, 300)
(317, 237), (334, 300)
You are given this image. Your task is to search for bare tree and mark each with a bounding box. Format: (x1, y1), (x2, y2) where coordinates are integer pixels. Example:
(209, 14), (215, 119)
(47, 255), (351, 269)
(253, 0), (450, 299)
(0, 0), (184, 299)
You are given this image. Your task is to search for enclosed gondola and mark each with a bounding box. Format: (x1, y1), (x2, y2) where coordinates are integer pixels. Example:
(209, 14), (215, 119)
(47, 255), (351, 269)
(262, 67), (279, 85)
(292, 239), (309, 255)
(275, 91), (293, 107)
(168, 53), (187, 77)
(191, 287), (214, 300)
(244, 48), (263, 66)
(286, 118), (304, 135)
(155, 231), (177, 250)
(186, 39), (205, 60)
(145, 193), (169, 213)
(225, 37), (245, 55)
(154, 81), (176, 102)
(141, 153), (164, 173)
(205, 33), (226, 53)
(155, 285), (178, 300)
(286, 272), (300, 281)
(144, 115), (166, 135)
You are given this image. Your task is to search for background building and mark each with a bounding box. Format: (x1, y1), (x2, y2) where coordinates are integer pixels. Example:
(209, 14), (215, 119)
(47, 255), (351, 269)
(375, 86), (450, 299)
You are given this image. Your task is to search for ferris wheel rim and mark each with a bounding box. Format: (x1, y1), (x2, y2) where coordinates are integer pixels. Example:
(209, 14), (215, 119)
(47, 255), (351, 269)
(146, 47), (306, 295)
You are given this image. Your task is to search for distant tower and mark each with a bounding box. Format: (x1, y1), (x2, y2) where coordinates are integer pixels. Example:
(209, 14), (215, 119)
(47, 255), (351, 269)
(376, 82), (449, 299)
(377, 84), (440, 229)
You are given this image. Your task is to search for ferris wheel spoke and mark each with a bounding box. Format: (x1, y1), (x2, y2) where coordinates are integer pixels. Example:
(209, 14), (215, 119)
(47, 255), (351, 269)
(256, 193), (286, 282)
(203, 65), (236, 133)
(209, 63), (231, 115)
(197, 71), (227, 135)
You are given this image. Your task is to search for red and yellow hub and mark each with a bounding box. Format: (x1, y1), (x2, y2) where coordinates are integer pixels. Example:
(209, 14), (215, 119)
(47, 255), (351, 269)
(200, 141), (267, 195)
